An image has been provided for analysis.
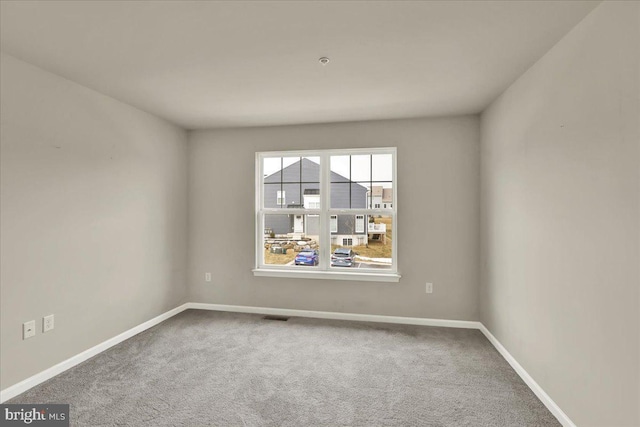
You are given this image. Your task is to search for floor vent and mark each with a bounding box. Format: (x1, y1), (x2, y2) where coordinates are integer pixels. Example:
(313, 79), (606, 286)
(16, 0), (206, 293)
(263, 315), (290, 321)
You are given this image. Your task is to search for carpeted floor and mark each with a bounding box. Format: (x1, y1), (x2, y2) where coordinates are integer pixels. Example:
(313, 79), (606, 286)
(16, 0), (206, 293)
(9, 310), (560, 426)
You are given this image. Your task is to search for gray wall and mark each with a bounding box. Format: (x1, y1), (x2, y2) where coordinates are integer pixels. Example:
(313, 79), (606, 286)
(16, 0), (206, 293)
(0, 54), (189, 389)
(188, 116), (480, 320)
(480, 2), (639, 426)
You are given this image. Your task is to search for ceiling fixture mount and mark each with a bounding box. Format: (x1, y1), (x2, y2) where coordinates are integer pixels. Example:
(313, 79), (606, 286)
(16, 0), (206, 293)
(318, 57), (330, 65)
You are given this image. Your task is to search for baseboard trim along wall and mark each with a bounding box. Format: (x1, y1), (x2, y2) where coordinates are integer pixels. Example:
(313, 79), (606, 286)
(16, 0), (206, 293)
(0, 302), (575, 427)
(188, 302), (480, 329)
(477, 324), (576, 427)
(0, 303), (190, 403)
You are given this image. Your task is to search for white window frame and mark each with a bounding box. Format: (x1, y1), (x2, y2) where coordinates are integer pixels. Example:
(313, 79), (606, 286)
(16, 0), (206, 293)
(254, 147), (399, 282)
(276, 190), (285, 206)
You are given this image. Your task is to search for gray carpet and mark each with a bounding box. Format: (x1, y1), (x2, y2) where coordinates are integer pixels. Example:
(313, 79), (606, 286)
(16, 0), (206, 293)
(9, 310), (559, 426)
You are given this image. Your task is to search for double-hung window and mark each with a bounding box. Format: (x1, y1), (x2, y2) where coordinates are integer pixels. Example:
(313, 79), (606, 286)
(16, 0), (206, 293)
(254, 148), (399, 282)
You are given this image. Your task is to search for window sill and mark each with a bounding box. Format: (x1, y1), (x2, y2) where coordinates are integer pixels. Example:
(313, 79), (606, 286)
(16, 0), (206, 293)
(252, 268), (401, 283)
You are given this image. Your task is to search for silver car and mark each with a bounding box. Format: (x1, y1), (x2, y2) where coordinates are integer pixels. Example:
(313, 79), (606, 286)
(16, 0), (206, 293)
(331, 248), (356, 267)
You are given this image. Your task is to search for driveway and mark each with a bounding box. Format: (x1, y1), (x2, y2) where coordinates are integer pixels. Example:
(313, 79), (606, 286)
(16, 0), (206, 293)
(354, 261), (391, 269)
(285, 260), (391, 269)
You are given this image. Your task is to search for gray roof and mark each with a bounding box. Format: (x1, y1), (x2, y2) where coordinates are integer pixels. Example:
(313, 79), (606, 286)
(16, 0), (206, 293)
(264, 158), (365, 190)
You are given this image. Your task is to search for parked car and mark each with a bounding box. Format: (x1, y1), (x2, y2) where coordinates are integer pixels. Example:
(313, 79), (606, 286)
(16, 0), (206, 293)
(331, 248), (356, 267)
(295, 249), (319, 266)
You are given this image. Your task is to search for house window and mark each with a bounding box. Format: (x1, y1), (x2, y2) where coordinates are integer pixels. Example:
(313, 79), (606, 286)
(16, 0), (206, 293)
(255, 148), (399, 282)
(383, 203), (387, 208)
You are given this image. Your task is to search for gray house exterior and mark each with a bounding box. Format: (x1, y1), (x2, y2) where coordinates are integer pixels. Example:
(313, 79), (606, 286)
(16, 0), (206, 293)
(264, 158), (368, 245)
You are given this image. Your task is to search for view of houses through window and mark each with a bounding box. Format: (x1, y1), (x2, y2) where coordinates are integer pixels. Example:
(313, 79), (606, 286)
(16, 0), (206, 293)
(258, 149), (396, 273)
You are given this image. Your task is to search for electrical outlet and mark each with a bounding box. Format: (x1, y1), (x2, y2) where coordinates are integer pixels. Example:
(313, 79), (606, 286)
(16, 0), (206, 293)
(205, 272), (212, 282)
(23, 320), (36, 339)
(426, 282), (433, 294)
(43, 314), (54, 332)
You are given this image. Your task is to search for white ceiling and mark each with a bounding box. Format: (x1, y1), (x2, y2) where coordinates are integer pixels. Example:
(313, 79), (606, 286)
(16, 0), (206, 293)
(0, 1), (599, 130)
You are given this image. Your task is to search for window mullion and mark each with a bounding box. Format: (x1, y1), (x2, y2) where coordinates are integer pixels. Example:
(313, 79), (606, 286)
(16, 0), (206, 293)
(319, 153), (330, 270)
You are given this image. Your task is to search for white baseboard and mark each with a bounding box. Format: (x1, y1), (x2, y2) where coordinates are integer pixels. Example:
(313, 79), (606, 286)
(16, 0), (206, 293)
(1, 301), (574, 427)
(477, 324), (576, 427)
(186, 302), (481, 329)
(0, 303), (190, 403)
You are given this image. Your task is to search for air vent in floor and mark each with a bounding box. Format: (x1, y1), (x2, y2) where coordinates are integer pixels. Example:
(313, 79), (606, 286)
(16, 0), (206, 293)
(263, 315), (290, 321)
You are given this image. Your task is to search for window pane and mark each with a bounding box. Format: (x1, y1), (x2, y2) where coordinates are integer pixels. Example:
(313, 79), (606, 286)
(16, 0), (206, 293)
(282, 183), (303, 208)
(330, 182), (369, 209)
(302, 185), (320, 209)
(327, 152), (394, 210)
(363, 182), (393, 210)
(281, 157), (300, 181)
(330, 214), (393, 270)
(264, 183), (282, 208)
(263, 214), (321, 267)
(372, 154), (393, 181)
(264, 157), (321, 209)
(350, 155), (371, 182)
(301, 156), (320, 182)
(263, 157), (283, 180)
(380, 184), (393, 209)
(350, 183), (368, 208)
(330, 183), (350, 208)
(330, 155), (351, 182)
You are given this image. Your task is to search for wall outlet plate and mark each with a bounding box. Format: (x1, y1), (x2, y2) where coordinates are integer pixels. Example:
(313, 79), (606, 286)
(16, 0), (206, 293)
(205, 272), (212, 282)
(23, 320), (36, 339)
(43, 314), (54, 332)
(426, 282), (433, 294)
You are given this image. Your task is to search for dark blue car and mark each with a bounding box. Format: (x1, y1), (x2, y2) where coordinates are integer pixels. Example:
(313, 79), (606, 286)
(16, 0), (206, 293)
(295, 249), (319, 266)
